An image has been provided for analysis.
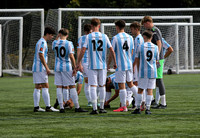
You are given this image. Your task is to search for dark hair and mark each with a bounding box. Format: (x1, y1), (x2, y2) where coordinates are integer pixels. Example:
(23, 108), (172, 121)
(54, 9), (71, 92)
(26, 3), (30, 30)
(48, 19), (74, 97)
(59, 28), (69, 36)
(91, 18), (101, 26)
(115, 20), (126, 30)
(130, 21), (141, 30)
(84, 24), (92, 33)
(141, 16), (153, 25)
(44, 27), (56, 35)
(142, 30), (153, 39)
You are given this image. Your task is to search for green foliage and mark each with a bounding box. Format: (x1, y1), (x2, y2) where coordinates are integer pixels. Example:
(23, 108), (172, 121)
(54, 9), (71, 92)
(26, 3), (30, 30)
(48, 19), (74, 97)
(0, 74), (200, 137)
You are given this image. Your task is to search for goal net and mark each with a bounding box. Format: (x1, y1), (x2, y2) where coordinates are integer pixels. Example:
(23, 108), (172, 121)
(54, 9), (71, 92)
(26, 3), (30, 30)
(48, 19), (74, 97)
(0, 9), (44, 76)
(45, 8), (200, 73)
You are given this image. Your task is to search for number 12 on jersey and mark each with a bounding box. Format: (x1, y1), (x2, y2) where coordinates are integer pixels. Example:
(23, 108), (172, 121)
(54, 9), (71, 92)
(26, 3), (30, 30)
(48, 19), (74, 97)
(92, 40), (103, 51)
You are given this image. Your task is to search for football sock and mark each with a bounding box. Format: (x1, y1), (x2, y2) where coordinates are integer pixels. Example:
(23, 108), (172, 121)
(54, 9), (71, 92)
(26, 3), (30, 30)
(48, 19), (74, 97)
(105, 92), (111, 102)
(70, 88), (79, 109)
(119, 89), (127, 107)
(99, 86), (106, 109)
(84, 83), (91, 103)
(155, 87), (160, 105)
(143, 89), (146, 102)
(63, 88), (69, 103)
(146, 95), (153, 110)
(90, 86), (97, 110)
(42, 88), (51, 107)
(57, 88), (63, 109)
(136, 93), (142, 109)
(33, 89), (40, 107)
(160, 95), (166, 106)
(156, 79), (165, 96)
(130, 85), (138, 98)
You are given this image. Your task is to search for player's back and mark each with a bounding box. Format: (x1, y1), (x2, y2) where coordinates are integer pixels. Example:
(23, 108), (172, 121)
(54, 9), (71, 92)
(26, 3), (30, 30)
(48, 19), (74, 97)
(32, 38), (48, 72)
(112, 32), (134, 71)
(85, 32), (111, 70)
(52, 39), (74, 72)
(132, 34), (144, 63)
(78, 35), (88, 64)
(137, 42), (159, 78)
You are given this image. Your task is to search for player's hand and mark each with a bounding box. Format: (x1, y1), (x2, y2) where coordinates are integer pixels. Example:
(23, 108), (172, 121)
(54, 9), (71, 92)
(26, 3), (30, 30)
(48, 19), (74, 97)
(107, 65), (110, 71)
(79, 64), (84, 73)
(46, 68), (51, 75)
(72, 69), (77, 77)
(113, 64), (117, 69)
(156, 61), (160, 68)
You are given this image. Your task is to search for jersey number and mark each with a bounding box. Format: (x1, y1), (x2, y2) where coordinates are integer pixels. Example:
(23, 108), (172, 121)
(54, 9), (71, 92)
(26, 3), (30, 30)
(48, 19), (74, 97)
(55, 47), (66, 57)
(123, 41), (129, 51)
(92, 40), (103, 51)
(146, 50), (153, 61)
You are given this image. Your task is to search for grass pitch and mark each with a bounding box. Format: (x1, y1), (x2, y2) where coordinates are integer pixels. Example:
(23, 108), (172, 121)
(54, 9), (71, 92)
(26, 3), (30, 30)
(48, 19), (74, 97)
(0, 74), (200, 137)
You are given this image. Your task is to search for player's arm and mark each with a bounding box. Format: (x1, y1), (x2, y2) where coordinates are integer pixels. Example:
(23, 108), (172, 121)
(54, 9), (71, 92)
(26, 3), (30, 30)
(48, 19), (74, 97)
(77, 39), (84, 72)
(69, 53), (77, 76)
(77, 47), (86, 69)
(105, 89), (119, 105)
(39, 53), (50, 75)
(109, 47), (117, 69)
(164, 46), (173, 58)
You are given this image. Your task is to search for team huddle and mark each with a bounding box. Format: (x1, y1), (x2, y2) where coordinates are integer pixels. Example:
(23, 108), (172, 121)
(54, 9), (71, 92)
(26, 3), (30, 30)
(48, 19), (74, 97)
(32, 16), (173, 114)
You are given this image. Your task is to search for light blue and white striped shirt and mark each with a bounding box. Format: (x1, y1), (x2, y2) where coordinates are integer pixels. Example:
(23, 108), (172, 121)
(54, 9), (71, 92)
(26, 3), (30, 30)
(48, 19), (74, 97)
(132, 34), (144, 63)
(112, 32), (134, 71)
(83, 32), (112, 70)
(52, 39), (74, 72)
(78, 35), (88, 64)
(32, 38), (48, 72)
(136, 42), (159, 79)
(162, 38), (171, 55)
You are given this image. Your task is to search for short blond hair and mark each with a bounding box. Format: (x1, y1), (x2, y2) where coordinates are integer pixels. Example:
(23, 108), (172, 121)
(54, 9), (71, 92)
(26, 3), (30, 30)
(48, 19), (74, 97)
(141, 16), (153, 25)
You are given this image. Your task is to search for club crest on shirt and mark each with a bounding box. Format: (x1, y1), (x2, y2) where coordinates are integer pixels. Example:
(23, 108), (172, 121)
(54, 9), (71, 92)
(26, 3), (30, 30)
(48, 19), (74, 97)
(40, 47), (43, 51)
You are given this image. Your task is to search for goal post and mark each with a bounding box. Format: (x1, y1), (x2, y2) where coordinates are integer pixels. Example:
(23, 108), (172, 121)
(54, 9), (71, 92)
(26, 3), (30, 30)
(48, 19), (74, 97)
(0, 17), (23, 77)
(0, 24), (2, 77)
(101, 22), (200, 74)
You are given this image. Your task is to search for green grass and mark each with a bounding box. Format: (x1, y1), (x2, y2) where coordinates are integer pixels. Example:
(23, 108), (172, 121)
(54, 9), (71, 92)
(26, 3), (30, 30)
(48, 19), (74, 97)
(0, 74), (200, 137)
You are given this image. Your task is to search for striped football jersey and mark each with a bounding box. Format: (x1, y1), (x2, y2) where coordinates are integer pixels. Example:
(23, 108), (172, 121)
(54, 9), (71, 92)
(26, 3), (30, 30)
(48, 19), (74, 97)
(132, 34), (144, 63)
(77, 35), (88, 64)
(136, 42), (159, 78)
(32, 38), (48, 72)
(162, 38), (171, 55)
(112, 32), (134, 71)
(83, 32), (112, 70)
(52, 39), (74, 72)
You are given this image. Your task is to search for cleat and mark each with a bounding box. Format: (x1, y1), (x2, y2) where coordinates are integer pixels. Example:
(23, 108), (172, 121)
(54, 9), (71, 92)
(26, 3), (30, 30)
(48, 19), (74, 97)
(131, 108), (141, 114)
(152, 104), (167, 109)
(151, 103), (159, 108)
(90, 110), (99, 115)
(99, 109), (107, 113)
(113, 106), (127, 112)
(87, 102), (92, 107)
(104, 104), (111, 109)
(145, 109), (151, 115)
(46, 106), (59, 112)
(75, 107), (88, 112)
(60, 108), (65, 113)
(34, 106), (45, 112)
(53, 99), (59, 109)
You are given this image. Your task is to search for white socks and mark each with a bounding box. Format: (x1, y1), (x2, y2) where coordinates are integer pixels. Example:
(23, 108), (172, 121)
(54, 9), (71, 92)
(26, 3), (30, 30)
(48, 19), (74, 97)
(136, 93), (142, 109)
(143, 89), (146, 103)
(70, 88), (79, 109)
(105, 92), (111, 102)
(119, 89), (127, 107)
(84, 83), (91, 103)
(63, 88), (69, 103)
(57, 88), (64, 109)
(160, 95), (166, 106)
(90, 86), (97, 110)
(146, 95), (153, 110)
(33, 89), (40, 107)
(42, 88), (50, 107)
(99, 87), (106, 109)
(156, 87), (160, 105)
(130, 85), (138, 97)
